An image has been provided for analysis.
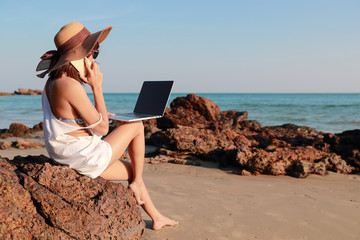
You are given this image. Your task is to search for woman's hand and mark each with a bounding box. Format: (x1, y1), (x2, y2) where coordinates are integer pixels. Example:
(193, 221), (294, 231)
(80, 58), (103, 90)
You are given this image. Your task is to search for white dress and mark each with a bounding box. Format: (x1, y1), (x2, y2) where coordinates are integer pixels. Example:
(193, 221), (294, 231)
(42, 91), (112, 178)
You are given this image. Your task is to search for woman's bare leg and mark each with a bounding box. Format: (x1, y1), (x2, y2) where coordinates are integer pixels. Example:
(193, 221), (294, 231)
(126, 124), (146, 204)
(100, 121), (178, 230)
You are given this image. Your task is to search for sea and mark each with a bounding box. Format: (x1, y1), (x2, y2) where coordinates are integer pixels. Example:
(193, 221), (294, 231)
(1, 93), (360, 134)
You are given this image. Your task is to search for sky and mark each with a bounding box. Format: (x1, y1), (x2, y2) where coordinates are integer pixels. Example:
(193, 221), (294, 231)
(0, 0), (359, 93)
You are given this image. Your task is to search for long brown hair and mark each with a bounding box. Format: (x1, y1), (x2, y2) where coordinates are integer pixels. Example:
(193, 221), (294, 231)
(48, 63), (81, 81)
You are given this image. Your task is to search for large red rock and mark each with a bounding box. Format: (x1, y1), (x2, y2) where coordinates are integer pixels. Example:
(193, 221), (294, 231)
(0, 157), (70, 239)
(147, 94), (358, 178)
(0, 156), (145, 239)
(157, 94), (221, 129)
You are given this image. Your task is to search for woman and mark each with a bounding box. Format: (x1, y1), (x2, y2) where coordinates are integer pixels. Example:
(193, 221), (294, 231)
(36, 22), (178, 230)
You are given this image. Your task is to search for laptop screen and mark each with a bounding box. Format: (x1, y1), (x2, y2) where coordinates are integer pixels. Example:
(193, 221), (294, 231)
(133, 81), (174, 115)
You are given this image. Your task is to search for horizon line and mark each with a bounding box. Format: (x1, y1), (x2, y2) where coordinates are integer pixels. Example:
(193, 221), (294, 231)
(97, 92), (360, 94)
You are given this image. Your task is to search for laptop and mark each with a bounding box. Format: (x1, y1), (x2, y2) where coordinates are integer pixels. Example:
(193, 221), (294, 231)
(109, 81), (174, 122)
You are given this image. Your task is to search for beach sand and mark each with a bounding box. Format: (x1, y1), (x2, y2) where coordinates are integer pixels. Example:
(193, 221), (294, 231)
(139, 161), (360, 240)
(1, 146), (360, 240)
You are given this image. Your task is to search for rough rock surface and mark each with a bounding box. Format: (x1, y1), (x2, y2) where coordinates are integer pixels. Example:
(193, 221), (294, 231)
(0, 122), (43, 139)
(0, 140), (44, 150)
(15, 139), (45, 149)
(157, 94), (221, 129)
(0, 141), (12, 150)
(0, 155), (145, 239)
(147, 94), (359, 178)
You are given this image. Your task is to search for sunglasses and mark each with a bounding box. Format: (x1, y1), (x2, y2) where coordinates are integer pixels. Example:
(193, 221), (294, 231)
(92, 50), (99, 59)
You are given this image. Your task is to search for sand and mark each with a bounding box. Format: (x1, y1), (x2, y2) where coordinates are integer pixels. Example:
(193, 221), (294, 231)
(139, 162), (360, 240)
(1, 146), (360, 240)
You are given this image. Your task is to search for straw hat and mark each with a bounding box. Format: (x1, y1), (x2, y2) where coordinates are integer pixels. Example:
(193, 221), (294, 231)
(36, 22), (112, 78)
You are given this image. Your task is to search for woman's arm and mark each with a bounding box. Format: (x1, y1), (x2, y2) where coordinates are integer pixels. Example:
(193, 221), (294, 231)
(56, 79), (109, 136)
(91, 84), (109, 134)
(83, 60), (110, 135)
(56, 60), (110, 136)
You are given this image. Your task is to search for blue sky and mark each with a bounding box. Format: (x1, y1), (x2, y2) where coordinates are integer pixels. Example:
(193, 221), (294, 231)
(0, 0), (359, 93)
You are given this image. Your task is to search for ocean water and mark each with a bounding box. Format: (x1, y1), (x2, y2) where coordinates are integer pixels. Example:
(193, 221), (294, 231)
(1, 93), (360, 134)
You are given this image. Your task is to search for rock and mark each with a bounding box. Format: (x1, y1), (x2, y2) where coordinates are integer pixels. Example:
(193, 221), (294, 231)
(0, 89), (42, 96)
(220, 111), (248, 128)
(32, 122), (43, 132)
(149, 125), (251, 155)
(144, 119), (161, 143)
(240, 169), (252, 176)
(173, 94), (220, 122)
(233, 146), (353, 178)
(288, 160), (316, 178)
(157, 94), (220, 129)
(15, 139), (44, 149)
(14, 88), (42, 96)
(0, 156), (145, 239)
(0, 92), (12, 96)
(145, 94), (358, 178)
(0, 157), (68, 239)
(331, 130), (360, 171)
(150, 126), (219, 154)
(287, 160), (327, 178)
(1, 122), (43, 139)
(260, 124), (322, 147)
(0, 141), (12, 150)
(8, 123), (31, 137)
(238, 120), (263, 132)
(268, 160), (287, 176)
(321, 153), (355, 174)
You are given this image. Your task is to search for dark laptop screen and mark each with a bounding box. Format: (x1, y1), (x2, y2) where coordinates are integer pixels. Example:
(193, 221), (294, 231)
(133, 81), (174, 115)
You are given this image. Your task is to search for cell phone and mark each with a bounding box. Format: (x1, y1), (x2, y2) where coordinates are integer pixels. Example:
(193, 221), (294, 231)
(70, 57), (92, 80)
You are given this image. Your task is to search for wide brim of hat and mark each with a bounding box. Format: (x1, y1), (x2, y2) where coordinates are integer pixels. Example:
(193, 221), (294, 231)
(48, 26), (112, 73)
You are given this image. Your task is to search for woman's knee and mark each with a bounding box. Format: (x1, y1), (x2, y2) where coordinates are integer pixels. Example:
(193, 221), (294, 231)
(138, 121), (144, 133)
(128, 120), (144, 134)
(112, 121), (144, 136)
(135, 120), (144, 129)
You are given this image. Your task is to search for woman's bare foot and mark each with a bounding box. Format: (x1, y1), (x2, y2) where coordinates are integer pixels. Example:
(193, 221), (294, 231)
(128, 181), (145, 205)
(152, 215), (179, 230)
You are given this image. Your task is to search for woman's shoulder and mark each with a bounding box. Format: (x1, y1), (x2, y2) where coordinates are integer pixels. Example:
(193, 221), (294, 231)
(54, 76), (80, 85)
(52, 77), (86, 98)
(54, 77), (83, 90)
